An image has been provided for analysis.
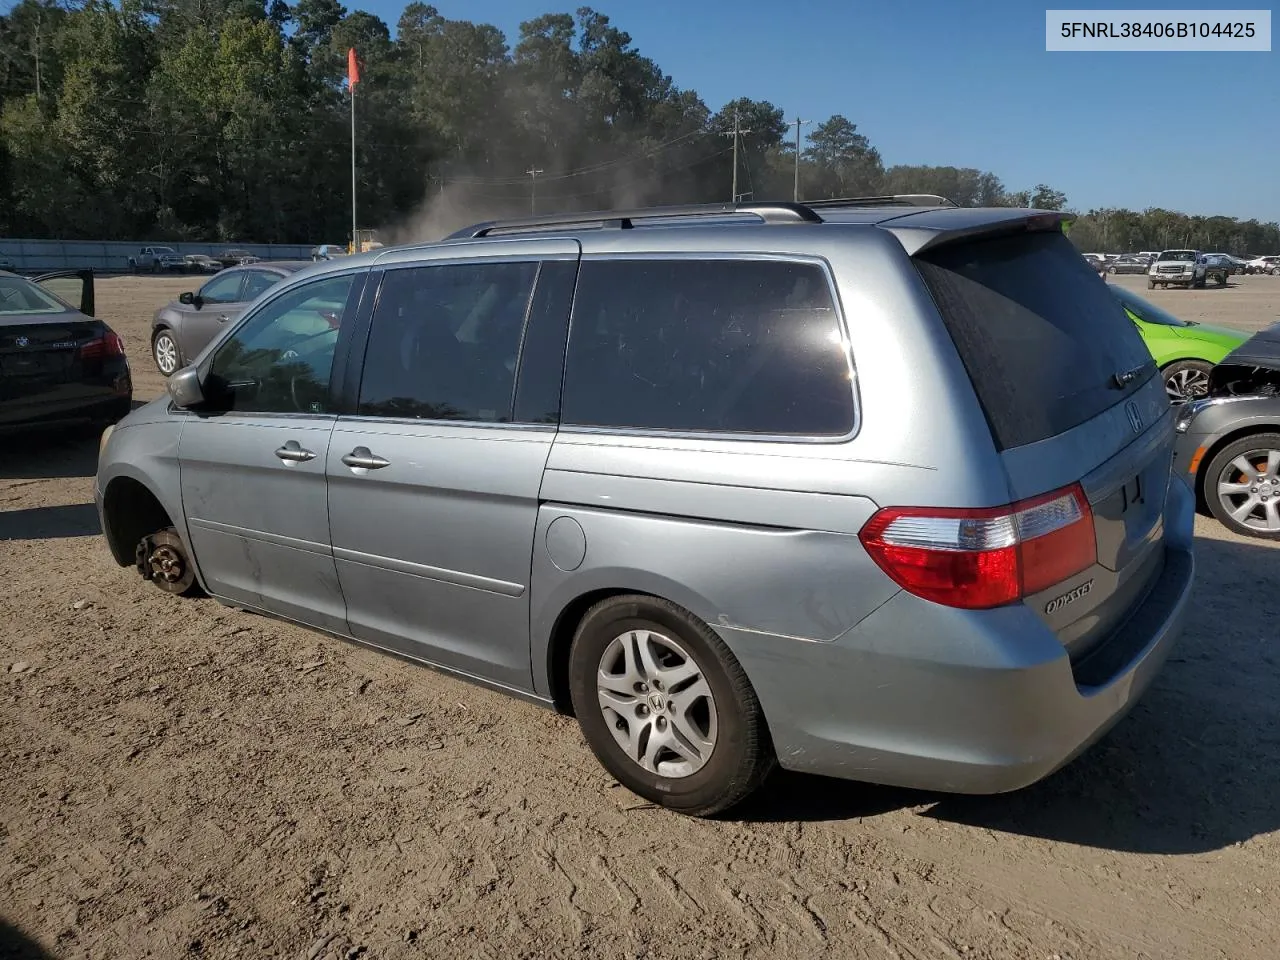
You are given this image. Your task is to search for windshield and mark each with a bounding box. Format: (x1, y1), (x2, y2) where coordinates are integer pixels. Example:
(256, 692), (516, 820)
(0, 275), (73, 315)
(1160, 251), (1196, 262)
(1109, 285), (1190, 327)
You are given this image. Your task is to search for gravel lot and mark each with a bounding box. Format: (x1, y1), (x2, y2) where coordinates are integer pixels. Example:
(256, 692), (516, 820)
(2, 273), (1278, 960)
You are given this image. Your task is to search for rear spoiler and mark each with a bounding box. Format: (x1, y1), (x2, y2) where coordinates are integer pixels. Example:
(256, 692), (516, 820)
(879, 208), (1070, 256)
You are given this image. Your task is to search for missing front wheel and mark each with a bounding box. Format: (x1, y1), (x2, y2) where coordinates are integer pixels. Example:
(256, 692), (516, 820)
(135, 529), (199, 596)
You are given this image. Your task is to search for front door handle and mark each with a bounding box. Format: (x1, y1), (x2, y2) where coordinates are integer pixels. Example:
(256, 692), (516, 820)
(341, 446), (390, 470)
(275, 440), (317, 464)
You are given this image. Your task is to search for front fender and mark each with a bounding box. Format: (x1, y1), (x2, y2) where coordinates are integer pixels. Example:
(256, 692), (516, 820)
(96, 418), (201, 586)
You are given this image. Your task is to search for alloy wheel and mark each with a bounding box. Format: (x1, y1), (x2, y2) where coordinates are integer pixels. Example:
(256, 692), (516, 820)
(153, 333), (178, 375)
(1216, 450), (1280, 534)
(596, 629), (717, 778)
(1165, 367), (1209, 402)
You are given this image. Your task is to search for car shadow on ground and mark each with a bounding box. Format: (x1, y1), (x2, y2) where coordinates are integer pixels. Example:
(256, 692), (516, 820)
(0, 401), (143, 481)
(0, 433), (100, 481)
(0, 503), (100, 540)
(0, 919), (55, 959)
(737, 534), (1280, 856)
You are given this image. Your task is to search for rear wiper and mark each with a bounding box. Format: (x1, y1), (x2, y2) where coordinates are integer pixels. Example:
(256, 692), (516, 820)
(1111, 363), (1149, 389)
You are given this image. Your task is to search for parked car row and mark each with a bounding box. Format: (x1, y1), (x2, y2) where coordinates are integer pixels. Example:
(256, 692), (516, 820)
(1087, 251), (1278, 277)
(128, 247), (263, 274)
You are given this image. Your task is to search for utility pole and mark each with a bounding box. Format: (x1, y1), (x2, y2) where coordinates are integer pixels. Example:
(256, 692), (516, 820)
(33, 10), (42, 100)
(527, 167), (544, 215)
(789, 117), (810, 202)
(720, 108), (752, 203)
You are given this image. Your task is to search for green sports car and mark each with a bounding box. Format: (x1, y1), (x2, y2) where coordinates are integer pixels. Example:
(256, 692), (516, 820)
(1109, 285), (1248, 402)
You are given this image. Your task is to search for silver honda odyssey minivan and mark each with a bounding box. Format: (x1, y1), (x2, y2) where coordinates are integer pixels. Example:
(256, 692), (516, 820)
(96, 198), (1195, 816)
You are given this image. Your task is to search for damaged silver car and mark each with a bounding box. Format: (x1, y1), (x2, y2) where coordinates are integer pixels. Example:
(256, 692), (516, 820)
(1174, 322), (1280, 539)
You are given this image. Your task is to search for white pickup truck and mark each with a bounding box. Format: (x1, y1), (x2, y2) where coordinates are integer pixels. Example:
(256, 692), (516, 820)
(127, 246), (187, 273)
(1148, 249), (1228, 289)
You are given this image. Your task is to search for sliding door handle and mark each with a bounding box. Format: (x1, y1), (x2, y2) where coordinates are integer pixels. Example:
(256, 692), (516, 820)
(341, 446), (390, 470)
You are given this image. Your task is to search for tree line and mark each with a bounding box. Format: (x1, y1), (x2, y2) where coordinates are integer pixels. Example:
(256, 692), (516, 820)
(1, 0), (1277, 254)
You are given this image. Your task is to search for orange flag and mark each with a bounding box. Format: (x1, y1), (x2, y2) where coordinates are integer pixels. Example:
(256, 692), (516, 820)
(347, 48), (360, 87)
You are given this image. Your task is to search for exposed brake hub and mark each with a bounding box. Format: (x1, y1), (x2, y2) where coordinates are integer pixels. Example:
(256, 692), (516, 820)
(135, 531), (197, 595)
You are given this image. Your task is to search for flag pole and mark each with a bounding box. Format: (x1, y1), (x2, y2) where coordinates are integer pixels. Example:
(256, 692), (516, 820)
(350, 79), (357, 253)
(349, 49), (358, 254)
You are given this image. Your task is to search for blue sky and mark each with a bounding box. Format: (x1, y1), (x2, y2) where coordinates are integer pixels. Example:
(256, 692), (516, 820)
(355, 0), (1279, 221)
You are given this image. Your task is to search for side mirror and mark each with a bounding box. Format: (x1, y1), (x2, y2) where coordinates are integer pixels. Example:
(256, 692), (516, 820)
(179, 292), (195, 305)
(167, 366), (205, 408)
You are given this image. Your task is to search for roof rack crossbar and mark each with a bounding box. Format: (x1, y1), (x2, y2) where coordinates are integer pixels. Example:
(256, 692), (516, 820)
(804, 194), (959, 209)
(448, 201), (822, 239)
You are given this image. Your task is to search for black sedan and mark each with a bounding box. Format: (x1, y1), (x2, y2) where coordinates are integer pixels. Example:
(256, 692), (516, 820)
(0, 270), (133, 434)
(1174, 323), (1280, 539)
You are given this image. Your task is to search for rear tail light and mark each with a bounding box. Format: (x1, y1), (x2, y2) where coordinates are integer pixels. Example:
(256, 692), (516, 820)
(858, 484), (1096, 610)
(79, 329), (126, 361)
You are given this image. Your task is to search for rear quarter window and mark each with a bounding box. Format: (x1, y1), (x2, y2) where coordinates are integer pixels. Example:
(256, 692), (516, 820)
(561, 258), (855, 437)
(915, 231), (1155, 450)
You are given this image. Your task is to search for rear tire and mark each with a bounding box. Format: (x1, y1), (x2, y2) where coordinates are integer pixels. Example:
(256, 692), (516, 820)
(568, 594), (775, 817)
(1204, 434), (1280, 540)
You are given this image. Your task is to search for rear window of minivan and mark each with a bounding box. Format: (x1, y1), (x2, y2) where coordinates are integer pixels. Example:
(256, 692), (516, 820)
(915, 231), (1155, 450)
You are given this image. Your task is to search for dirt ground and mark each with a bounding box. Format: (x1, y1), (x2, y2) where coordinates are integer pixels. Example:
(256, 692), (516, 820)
(2, 273), (1278, 960)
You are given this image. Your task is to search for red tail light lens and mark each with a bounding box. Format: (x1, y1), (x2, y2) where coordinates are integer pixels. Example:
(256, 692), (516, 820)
(858, 484), (1096, 610)
(79, 330), (126, 361)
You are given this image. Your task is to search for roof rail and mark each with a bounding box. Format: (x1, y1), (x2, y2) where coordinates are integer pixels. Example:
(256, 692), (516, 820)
(805, 194), (959, 209)
(446, 201), (822, 240)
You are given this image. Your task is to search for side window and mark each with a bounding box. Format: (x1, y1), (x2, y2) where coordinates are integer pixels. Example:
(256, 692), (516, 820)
(206, 273), (359, 415)
(198, 272), (246, 304)
(240, 270), (281, 301)
(356, 261), (538, 423)
(561, 259), (855, 436)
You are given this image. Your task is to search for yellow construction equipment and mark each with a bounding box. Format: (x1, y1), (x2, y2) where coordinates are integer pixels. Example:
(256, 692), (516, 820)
(349, 229), (384, 254)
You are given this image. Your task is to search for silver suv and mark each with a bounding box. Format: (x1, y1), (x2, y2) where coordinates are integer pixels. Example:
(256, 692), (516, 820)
(96, 198), (1195, 816)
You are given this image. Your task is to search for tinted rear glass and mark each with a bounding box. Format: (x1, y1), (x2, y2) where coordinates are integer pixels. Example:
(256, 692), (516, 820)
(916, 230), (1154, 450)
(562, 259), (854, 436)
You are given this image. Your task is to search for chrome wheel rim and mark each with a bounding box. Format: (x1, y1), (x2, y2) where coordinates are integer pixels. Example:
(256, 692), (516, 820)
(1165, 367), (1209, 402)
(154, 335), (178, 374)
(1217, 449), (1280, 532)
(596, 629), (717, 779)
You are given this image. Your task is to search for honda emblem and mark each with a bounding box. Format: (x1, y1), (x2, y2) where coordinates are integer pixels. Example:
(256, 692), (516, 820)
(1125, 400), (1143, 433)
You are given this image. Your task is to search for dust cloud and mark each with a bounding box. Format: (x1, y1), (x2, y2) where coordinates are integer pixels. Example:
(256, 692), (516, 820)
(377, 150), (704, 244)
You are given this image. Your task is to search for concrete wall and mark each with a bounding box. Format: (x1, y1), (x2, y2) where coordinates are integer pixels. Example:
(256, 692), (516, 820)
(0, 239), (315, 273)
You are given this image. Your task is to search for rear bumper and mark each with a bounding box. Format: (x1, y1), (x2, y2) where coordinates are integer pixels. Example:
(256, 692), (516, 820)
(721, 475), (1196, 794)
